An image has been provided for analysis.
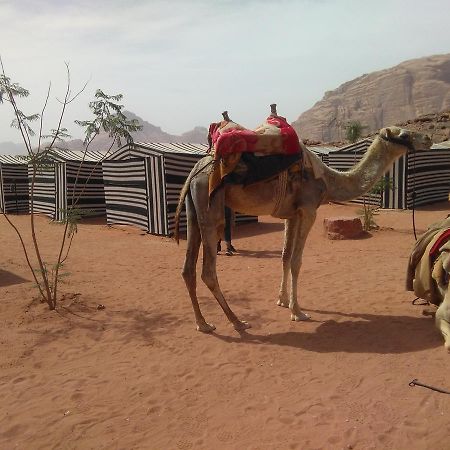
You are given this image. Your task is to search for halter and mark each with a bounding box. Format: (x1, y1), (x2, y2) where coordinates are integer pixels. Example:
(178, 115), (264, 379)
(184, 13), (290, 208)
(379, 132), (416, 152)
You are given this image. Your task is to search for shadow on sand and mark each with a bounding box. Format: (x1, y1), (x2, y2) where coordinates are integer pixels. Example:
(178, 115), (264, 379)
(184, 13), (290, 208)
(211, 307), (440, 354)
(0, 269), (29, 288)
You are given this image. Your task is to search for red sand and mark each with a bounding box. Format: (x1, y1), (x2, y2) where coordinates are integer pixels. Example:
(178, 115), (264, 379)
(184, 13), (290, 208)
(1, 202), (449, 450)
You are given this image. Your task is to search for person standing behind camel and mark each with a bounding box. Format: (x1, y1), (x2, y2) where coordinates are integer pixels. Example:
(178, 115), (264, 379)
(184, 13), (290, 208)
(217, 206), (237, 256)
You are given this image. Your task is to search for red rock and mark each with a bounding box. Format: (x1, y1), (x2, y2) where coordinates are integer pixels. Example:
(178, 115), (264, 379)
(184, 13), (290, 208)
(323, 216), (364, 240)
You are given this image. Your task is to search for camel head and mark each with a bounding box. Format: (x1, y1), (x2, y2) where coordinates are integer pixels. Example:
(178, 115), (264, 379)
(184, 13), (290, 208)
(378, 126), (432, 153)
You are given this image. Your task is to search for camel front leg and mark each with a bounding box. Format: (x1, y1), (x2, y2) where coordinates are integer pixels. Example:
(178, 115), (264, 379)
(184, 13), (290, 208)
(277, 216), (299, 308)
(182, 195), (216, 333)
(289, 209), (317, 321)
(433, 252), (450, 352)
(436, 293), (450, 353)
(200, 226), (251, 331)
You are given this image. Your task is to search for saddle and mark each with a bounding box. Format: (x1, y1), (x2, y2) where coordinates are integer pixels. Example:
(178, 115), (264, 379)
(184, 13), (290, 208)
(406, 216), (450, 305)
(207, 106), (303, 196)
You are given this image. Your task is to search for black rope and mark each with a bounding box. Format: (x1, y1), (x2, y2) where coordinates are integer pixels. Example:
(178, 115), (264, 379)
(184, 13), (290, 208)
(409, 379), (450, 394)
(411, 151), (418, 240)
(412, 297), (429, 306)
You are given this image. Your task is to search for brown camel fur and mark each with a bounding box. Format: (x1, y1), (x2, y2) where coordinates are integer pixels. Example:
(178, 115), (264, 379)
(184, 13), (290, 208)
(174, 126), (432, 332)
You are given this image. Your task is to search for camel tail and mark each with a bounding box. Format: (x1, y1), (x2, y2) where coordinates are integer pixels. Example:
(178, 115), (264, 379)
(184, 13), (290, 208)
(173, 175), (192, 244)
(173, 157), (210, 244)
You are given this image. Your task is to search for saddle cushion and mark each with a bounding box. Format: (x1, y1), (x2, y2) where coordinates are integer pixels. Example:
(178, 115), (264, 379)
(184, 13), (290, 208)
(207, 116), (302, 196)
(211, 116), (301, 157)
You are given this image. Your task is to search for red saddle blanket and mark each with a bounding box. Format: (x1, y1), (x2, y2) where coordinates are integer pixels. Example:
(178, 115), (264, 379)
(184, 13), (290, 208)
(429, 228), (450, 261)
(209, 116), (301, 157)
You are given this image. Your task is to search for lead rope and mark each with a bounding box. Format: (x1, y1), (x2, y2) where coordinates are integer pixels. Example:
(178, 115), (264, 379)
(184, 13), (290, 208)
(411, 151), (418, 240)
(409, 379), (450, 394)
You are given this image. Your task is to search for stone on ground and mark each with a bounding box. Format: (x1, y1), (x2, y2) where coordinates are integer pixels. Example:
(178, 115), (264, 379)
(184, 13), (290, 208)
(323, 216), (364, 240)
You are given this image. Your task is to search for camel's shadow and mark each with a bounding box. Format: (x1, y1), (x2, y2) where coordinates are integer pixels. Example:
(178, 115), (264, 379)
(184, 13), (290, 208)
(212, 307), (440, 354)
(222, 249), (281, 259)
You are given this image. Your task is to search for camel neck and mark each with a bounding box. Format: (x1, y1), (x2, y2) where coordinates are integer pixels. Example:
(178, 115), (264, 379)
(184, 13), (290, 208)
(322, 136), (405, 203)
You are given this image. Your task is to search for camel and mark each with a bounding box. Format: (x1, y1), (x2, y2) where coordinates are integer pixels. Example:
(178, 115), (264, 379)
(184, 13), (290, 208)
(407, 216), (450, 352)
(174, 118), (432, 333)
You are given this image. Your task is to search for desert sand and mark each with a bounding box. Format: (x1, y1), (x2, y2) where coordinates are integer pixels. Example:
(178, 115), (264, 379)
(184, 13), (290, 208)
(1, 202), (449, 450)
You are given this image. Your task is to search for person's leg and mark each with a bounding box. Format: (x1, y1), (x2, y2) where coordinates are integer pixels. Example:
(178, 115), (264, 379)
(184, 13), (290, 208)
(224, 207), (236, 255)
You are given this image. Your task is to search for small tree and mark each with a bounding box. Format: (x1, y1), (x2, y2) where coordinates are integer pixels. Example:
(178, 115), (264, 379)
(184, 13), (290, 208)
(0, 59), (141, 310)
(357, 176), (393, 231)
(344, 120), (366, 143)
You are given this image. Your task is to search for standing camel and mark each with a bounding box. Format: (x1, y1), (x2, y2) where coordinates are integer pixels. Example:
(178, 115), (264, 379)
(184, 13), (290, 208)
(174, 123), (431, 332)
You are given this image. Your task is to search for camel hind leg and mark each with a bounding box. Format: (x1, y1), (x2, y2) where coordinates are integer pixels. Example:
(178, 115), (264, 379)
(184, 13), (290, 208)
(199, 224), (251, 331)
(278, 215), (299, 308)
(289, 209), (317, 321)
(182, 193), (216, 333)
(191, 181), (250, 331)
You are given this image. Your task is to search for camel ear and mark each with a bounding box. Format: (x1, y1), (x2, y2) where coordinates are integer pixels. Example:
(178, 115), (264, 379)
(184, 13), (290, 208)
(384, 128), (392, 139)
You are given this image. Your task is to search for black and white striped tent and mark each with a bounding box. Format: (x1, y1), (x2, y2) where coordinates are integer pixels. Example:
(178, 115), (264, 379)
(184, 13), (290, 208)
(0, 155), (29, 214)
(327, 139), (450, 208)
(103, 142), (258, 236)
(30, 149), (106, 220)
(307, 144), (339, 166)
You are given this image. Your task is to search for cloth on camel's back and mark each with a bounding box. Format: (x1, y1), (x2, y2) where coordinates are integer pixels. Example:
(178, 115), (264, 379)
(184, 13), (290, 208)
(207, 115), (303, 195)
(406, 215), (450, 305)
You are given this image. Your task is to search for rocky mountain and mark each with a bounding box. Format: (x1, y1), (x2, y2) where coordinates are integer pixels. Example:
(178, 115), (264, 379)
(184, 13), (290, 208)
(292, 54), (450, 142)
(0, 111), (208, 154)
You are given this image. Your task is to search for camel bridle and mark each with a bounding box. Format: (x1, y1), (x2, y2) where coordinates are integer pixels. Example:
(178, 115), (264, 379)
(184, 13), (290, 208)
(379, 132), (416, 152)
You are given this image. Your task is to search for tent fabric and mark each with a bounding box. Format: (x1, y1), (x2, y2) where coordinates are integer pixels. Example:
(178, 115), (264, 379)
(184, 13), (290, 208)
(327, 139), (450, 209)
(29, 150), (107, 220)
(104, 142), (258, 236)
(0, 155), (29, 213)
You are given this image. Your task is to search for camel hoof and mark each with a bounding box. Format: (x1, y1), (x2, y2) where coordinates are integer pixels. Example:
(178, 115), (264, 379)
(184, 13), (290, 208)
(233, 320), (251, 331)
(196, 322), (216, 333)
(277, 299), (289, 308)
(291, 312), (311, 322)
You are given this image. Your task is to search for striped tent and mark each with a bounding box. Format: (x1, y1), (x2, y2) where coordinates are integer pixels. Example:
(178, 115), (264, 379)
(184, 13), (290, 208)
(307, 144), (340, 166)
(103, 142), (258, 236)
(30, 149), (107, 220)
(0, 155), (29, 214)
(327, 139), (450, 208)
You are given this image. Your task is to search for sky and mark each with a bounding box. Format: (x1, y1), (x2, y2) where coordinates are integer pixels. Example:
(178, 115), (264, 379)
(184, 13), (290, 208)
(1, 0), (450, 146)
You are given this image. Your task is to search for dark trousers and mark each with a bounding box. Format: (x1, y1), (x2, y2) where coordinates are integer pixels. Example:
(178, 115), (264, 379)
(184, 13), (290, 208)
(224, 207), (232, 243)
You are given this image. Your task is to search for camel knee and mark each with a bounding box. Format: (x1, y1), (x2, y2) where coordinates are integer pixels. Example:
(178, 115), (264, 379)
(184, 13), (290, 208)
(201, 269), (216, 290)
(182, 265), (196, 284)
(281, 250), (292, 265)
(435, 301), (450, 352)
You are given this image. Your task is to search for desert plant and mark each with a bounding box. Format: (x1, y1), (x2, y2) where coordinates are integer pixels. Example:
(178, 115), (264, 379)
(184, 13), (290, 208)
(356, 176), (393, 231)
(0, 59), (141, 310)
(344, 120), (367, 143)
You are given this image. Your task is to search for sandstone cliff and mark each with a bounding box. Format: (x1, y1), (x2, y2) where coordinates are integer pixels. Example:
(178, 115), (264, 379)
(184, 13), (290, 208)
(292, 54), (450, 142)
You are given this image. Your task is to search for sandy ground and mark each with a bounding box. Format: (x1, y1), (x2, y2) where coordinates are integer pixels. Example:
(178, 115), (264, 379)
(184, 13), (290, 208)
(1, 202), (450, 450)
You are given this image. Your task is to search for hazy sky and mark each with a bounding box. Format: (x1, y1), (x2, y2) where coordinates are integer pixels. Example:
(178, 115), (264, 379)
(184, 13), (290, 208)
(1, 0), (450, 145)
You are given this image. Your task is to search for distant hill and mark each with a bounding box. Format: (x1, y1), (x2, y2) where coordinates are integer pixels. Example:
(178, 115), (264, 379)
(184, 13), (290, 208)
(0, 111), (208, 154)
(292, 54), (450, 142)
(63, 111), (208, 151)
(0, 141), (27, 155)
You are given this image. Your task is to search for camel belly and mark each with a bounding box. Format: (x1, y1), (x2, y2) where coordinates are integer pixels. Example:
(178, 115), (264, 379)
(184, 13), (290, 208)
(225, 183), (278, 216)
